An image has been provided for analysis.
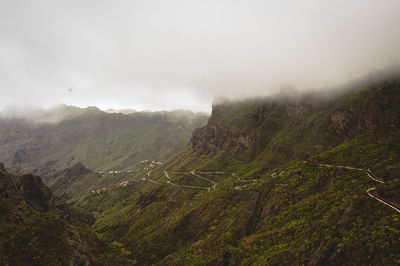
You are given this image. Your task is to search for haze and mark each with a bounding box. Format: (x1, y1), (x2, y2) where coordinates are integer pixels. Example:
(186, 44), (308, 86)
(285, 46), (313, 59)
(1, 0), (400, 113)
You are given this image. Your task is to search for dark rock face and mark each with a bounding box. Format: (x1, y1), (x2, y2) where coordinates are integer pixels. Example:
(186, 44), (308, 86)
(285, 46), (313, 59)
(68, 162), (90, 177)
(0, 166), (99, 265)
(0, 162), (5, 172)
(20, 174), (52, 211)
(191, 124), (252, 157)
(328, 107), (359, 136)
(0, 167), (54, 211)
(49, 162), (92, 199)
(189, 79), (400, 167)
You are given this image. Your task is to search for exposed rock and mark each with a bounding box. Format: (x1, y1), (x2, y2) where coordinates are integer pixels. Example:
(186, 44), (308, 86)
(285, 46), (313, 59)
(49, 162), (92, 199)
(0, 167), (102, 265)
(20, 174), (52, 211)
(191, 123), (253, 156)
(189, 78), (400, 171)
(329, 108), (357, 136)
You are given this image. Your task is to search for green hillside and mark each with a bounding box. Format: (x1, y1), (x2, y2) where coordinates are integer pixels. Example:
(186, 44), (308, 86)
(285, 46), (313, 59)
(0, 108), (208, 174)
(76, 76), (400, 265)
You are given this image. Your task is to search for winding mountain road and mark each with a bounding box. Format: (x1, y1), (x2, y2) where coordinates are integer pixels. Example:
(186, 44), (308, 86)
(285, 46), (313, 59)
(190, 171), (217, 191)
(142, 177), (161, 185)
(316, 162), (400, 214)
(163, 171), (212, 190)
(367, 188), (400, 213)
(162, 170), (256, 191)
(121, 161), (399, 215)
(164, 171), (172, 180)
(316, 163), (363, 171)
(128, 167), (258, 193)
(366, 170), (385, 184)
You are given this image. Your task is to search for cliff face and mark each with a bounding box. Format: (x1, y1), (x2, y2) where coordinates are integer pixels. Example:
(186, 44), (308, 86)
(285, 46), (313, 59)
(75, 75), (400, 265)
(190, 100), (310, 160)
(191, 124), (252, 156)
(0, 165), (107, 265)
(48, 162), (92, 199)
(189, 78), (400, 170)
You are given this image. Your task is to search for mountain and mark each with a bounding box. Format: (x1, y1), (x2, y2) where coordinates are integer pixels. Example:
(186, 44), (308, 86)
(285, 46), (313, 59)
(105, 108), (137, 114)
(0, 104), (100, 123)
(0, 163), (131, 265)
(176, 76), (399, 175)
(76, 76), (400, 264)
(44, 162), (94, 202)
(0, 107), (209, 175)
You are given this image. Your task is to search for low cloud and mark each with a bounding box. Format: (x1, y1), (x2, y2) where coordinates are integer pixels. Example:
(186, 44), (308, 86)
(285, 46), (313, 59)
(1, 0), (400, 113)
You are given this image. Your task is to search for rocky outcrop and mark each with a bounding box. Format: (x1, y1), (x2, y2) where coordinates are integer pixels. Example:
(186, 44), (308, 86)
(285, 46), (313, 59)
(49, 162), (91, 199)
(328, 107), (359, 136)
(20, 174), (53, 211)
(189, 100), (311, 163)
(190, 124), (253, 158)
(189, 78), (400, 168)
(0, 165), (103, 265)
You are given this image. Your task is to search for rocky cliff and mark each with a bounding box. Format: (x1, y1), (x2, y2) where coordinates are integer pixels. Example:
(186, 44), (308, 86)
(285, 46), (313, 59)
(188, 77), (400, 171)
(0, 164), (109, 265)
(75, 75), (400, 265)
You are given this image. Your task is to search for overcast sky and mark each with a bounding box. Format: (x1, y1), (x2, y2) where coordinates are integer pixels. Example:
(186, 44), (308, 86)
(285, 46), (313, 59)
(1, 0), (399, 112)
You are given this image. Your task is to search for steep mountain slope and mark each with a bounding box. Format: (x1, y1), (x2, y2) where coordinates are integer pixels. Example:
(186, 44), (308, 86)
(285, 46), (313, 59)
(77, 76), (400, 265)
(0, 163), (129, 265)
(43, 162), (95, 202)
(168, 77), (399, 175)
(0, 108), (208, 175)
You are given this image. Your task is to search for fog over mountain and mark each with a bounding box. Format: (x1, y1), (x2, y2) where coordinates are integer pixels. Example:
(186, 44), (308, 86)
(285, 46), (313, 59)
(1, 0), (399, 112)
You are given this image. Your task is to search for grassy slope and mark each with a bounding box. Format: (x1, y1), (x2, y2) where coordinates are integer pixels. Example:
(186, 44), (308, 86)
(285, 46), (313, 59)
(78, 132), (400, 265)
(76, 78), (400, 265)
(51, 112), (209, 171)
(0, 110), (208, 173)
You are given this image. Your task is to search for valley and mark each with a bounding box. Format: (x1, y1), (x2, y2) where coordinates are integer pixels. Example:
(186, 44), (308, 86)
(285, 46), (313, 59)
(1, 75), (400, 265)
(2, 1), (399, 265)
(75, 76), (400, 265)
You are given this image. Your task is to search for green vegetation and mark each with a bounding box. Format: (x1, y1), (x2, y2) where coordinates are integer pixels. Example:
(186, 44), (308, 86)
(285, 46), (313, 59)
(72, 77), (400, 264)
(0, 109), (208, 173)
(0, 168), (131, 265)
(2, 77), (400, 264)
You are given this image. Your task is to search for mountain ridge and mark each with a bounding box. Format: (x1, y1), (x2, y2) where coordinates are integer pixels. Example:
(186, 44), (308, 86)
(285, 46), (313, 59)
(0, 108), (209, 176)
(75, 75), (400, 265)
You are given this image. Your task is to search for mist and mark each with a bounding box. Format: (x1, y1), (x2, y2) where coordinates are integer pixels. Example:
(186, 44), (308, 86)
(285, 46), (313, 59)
(1, 0), (400, 113)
